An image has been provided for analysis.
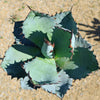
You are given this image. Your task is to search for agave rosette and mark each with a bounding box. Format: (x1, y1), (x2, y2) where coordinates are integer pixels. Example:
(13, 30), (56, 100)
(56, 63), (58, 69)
(1, 9), (98, 98)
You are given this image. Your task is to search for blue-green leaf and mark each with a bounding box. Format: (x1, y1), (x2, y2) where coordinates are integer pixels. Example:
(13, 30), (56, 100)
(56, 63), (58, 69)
(22, 11), (55, 47)
(1, 45), (40, 69)
(55, 57), (78, 70)
(52, 11), (70, 26)
(59, 12), (77, 35)
(41, 70), (73, 98)
(66, 48), (98, 79)
(52, 27), (72, 58)
(74, 35), (92, 49)
(20, 76), (33, 90)
(23, 57), (57, 84)
(41, 39), (54, 58)
(22, 11), (77, 48)
(53, 11), (77, 35)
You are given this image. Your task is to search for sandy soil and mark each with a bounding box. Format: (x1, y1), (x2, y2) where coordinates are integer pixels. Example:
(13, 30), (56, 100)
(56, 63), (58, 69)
(0, 0), (100, 100)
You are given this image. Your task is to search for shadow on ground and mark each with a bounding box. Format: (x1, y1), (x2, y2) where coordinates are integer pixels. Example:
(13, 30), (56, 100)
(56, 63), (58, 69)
(78, 18), (100, 41)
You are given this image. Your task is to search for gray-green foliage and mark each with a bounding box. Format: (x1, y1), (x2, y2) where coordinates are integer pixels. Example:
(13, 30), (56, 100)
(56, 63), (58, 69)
(23, 57), (57, 84)
(22, 11), (55, 47)
(1, 9), (98, 98)
(41, 70), (73, 98)
(1, 45), (40, 69)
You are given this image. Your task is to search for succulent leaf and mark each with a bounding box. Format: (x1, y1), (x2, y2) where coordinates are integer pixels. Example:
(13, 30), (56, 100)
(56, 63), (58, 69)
(41, 70), (73, 98)
(60, 12), (77, 35)
(1, 9), (98, 98)
(41, 39), (54, 58)
(74, 35), (92, 49)
(55, 57), (78, 70)
(47, 32), (53, 41)
(52, 11), (70, 26)
(23, 57), (57, 84)
(53, 11), (77, 34)
(5, 62), (26, 78)
(20, 76), (33, 90)
(1, 45), (40, 69)
(22, 11), (56, 47)
(22, 11), (77, 48)
(66, 47), (98, 79)
(26, 31), (47, 48)
(52, 27), (72, 58)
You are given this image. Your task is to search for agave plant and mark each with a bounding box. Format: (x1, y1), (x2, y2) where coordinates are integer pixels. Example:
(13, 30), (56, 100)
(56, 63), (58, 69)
(1, 9), (98, 98)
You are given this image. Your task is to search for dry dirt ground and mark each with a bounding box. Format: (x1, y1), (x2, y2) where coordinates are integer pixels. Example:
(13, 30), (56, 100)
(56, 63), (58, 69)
(0, 0), (100, 100)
